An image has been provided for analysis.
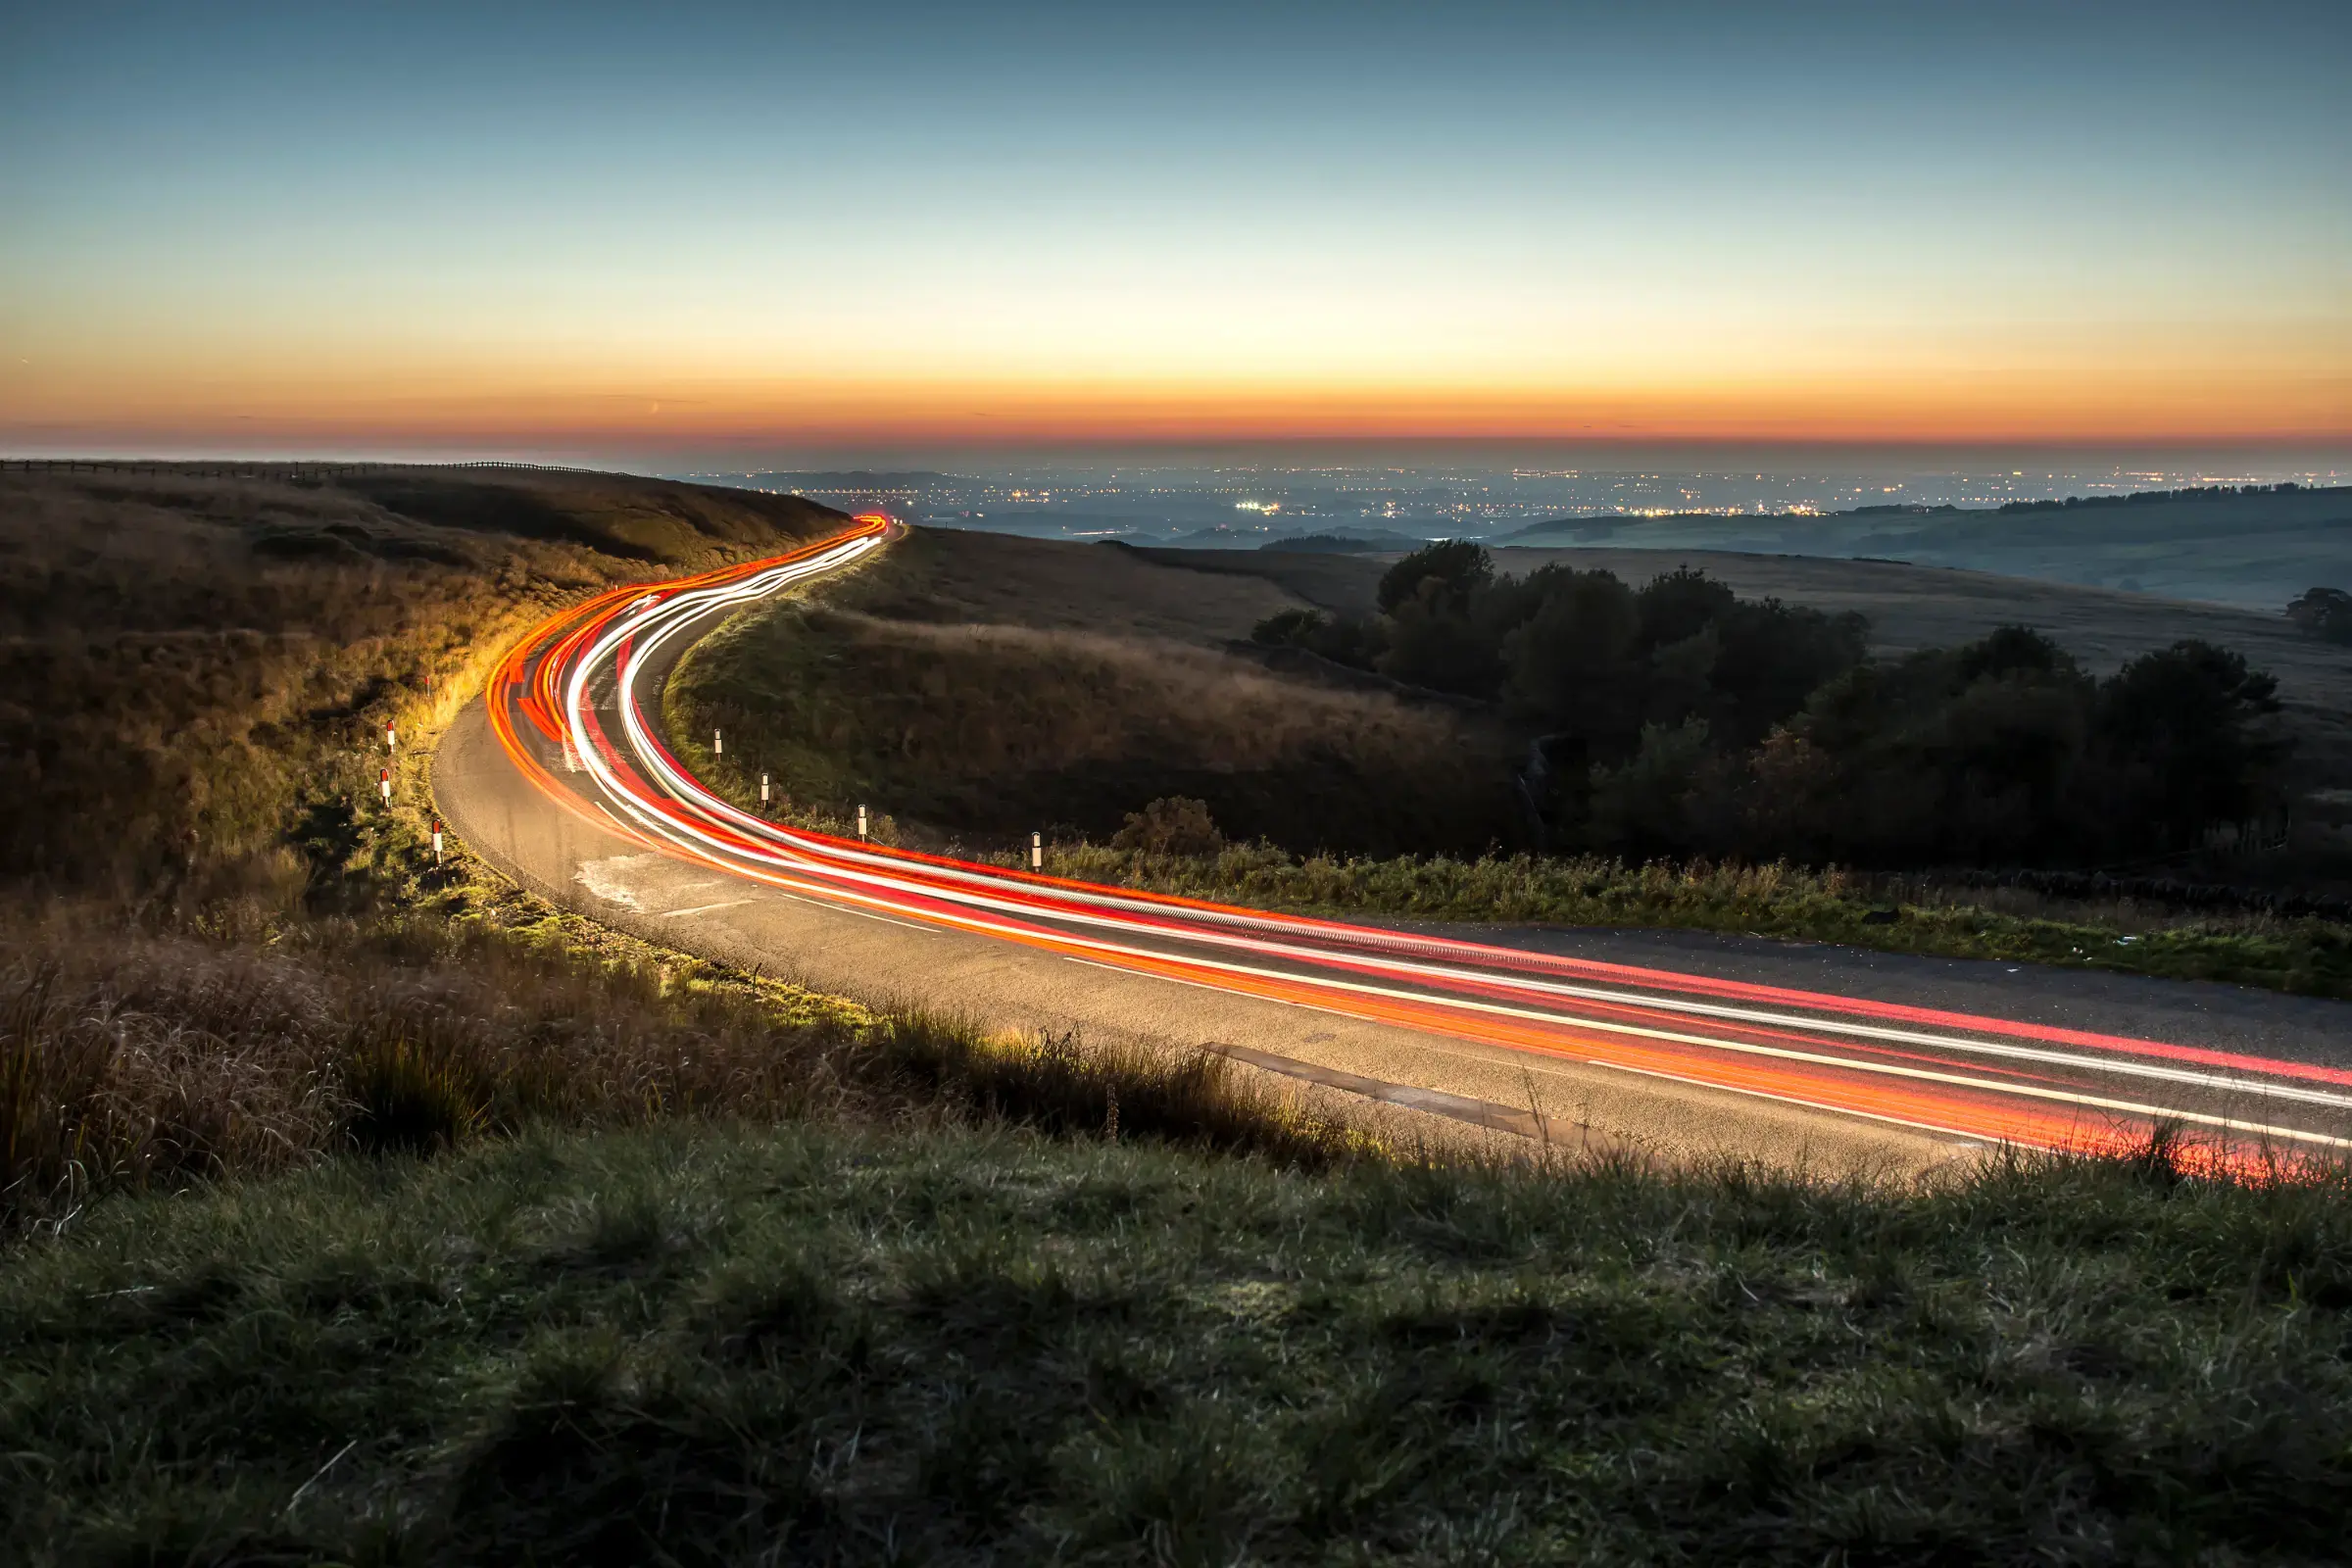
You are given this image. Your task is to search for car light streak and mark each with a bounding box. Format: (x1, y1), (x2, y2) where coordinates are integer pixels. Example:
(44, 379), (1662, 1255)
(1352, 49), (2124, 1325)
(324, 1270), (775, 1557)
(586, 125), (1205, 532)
(479, 519), (2352, 1168)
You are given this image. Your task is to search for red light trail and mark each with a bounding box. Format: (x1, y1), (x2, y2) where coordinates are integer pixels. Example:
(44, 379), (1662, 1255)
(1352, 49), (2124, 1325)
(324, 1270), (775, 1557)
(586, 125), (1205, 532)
(479, 519), (2352, 1171)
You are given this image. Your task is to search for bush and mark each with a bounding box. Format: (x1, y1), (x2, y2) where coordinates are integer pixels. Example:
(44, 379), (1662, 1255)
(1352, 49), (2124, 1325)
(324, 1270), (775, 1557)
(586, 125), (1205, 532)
(1588, 718), (1715, 857)
(1249, 607), (1388, 666)
(1111, 797), (1225, 857)
(2287, 586), (2352, 644)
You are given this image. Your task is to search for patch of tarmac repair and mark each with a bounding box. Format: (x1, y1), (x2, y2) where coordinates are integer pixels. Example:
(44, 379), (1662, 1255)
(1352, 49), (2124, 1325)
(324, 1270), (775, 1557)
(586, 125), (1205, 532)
(573, 854), (729, 911)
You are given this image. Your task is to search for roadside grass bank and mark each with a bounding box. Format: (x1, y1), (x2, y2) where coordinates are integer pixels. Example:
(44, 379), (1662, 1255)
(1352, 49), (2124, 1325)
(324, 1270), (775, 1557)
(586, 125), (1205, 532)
(1046, 843), (2352, 1000)
(6, 1120), (2350, 1562)
(667, 598), (1524, 858)
(0, 883), (1364, 1237)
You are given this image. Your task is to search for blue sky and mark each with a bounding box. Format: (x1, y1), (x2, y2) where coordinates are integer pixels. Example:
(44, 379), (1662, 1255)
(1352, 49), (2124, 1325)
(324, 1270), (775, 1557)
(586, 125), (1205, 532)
(4, 1), (2345, 453)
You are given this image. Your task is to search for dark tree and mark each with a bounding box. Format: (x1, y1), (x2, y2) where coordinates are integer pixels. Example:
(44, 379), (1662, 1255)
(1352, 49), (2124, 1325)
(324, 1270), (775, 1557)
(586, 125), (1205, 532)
(1248, 607), (1385, 668)
(1376, 539), (1493, 614)
(1380, 580), (1510, 695)
(1633, 565), (1738, 653)
(2087, 640), (2286, 852)
(1499, 568), (1641, 736)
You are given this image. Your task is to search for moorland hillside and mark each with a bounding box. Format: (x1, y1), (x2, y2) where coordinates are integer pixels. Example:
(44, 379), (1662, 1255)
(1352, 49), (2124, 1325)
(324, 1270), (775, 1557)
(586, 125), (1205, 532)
(0, 464), (841, 892)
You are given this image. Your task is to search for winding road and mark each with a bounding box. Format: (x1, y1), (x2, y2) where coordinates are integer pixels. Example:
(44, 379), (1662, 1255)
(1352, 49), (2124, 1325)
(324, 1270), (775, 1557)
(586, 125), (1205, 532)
(433, 518), (2352, 1173)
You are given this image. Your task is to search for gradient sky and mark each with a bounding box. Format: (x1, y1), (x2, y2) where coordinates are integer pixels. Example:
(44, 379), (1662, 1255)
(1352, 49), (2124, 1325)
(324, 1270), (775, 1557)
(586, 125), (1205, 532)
(3, 0), (2346, 456)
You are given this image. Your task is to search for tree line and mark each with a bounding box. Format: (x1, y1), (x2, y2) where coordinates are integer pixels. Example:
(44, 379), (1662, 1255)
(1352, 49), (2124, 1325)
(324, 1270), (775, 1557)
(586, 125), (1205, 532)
(1253, 542), (2292, 868)
(1995, 481), (2319, 514)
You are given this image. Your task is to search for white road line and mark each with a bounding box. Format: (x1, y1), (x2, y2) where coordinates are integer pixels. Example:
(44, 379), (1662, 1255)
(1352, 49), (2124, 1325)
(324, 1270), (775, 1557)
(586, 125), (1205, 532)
(772, 889), (933, 934)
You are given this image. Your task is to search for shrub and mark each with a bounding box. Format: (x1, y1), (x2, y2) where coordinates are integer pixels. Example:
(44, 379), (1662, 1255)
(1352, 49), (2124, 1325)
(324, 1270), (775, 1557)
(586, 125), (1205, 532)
(1111, 797), (1225, 858)
(2287, 586), (2352, 644)
(1249, 607), (1389, 667)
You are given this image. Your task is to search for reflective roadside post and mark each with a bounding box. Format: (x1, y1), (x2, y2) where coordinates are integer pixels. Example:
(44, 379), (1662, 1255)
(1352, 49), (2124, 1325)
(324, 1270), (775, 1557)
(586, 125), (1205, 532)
(431, 817), (444, 865)
(760, 772), (771, 806)
(713, 728), (723, 757)
(857, 805), (868, 839)
(384, 723), (397, 752)
(1032, 831), (1043, 870)
(379, 767), (392, 804)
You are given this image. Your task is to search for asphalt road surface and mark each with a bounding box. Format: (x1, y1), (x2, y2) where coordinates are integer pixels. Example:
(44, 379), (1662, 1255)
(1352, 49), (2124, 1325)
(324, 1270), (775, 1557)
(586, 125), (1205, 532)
(432, 522), (2352, 1174)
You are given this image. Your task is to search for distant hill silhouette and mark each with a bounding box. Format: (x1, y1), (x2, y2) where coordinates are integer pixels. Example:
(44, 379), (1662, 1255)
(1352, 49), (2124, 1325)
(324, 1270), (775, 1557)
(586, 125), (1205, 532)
(1495, 484), (2350, 610)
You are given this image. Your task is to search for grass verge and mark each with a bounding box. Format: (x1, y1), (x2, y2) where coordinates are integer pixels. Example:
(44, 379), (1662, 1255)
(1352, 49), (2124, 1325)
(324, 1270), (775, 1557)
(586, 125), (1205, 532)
(1047, 843), (2352, 999)
(5, 1120), (2349, 1562)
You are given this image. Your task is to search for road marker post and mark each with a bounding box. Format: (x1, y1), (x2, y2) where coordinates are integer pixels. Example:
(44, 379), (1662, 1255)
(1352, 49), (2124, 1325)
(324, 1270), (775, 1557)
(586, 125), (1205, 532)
(713, 728), (723, 757)
(384, 723), (397, 751)
(1032, 831), (1043, 870)
(379, 768), (391, 804)
(431, 818), (444, 865)
(857, 805), (868, 840)
(760, 772), (771, 806)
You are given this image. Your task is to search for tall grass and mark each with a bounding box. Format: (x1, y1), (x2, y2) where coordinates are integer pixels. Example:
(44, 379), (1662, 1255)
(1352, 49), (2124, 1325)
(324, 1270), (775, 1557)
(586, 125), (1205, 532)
(0, 898), (1365, 1233)
(669, 599), (1525, 857)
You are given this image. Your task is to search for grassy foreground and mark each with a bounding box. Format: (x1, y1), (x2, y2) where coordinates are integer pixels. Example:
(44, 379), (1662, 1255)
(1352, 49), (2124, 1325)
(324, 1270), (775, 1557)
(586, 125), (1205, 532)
(7, 1122), (2350, 1563)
